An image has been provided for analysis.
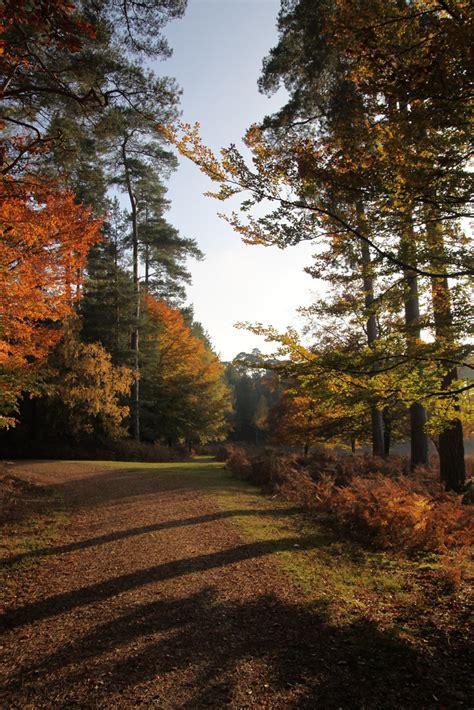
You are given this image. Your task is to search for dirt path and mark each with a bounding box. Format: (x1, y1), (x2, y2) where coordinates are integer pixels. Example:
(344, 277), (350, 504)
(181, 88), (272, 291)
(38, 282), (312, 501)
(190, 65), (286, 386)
(0, 460), (471, 709)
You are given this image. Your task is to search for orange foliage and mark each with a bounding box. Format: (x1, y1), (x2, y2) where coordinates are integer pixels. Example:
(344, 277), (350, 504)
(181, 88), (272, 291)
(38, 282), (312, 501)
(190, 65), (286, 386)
(226, 448), (473, 554)
(144, 295), (213, 385)
(0, 182), (102, 371)
(143, 295), (231, 442)
(311, 474), (473, 553)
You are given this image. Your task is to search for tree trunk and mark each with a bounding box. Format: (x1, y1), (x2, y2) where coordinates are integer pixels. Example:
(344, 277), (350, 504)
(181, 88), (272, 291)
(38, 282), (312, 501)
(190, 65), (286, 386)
(357, 202), (385, 457)
(425, 218), (465, 490)
(122, 138), (140, 441)
(439, 419), (465, 491)
(400, 220), (429, 468)
(144, 207), (150, 290)
(382, 407), (392, 457)
(145, 242), (149, 289)
(114, 240), (120, 357)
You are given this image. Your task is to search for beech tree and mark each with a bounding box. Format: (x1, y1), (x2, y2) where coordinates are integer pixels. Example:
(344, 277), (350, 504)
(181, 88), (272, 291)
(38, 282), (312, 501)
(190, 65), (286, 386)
(161, 0), (472, 489)
(257, 0), (430, 464)
(0, 183), (102, 426)
(33, 319), (133, 440)
(140, 295), (232, 445)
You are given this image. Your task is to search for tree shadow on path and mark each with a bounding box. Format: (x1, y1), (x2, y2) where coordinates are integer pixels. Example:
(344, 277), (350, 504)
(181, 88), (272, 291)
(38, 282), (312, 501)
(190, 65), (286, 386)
(0, 533), (324, 631)
(3, 587), (472, 709)
(1, 507), (303, 569)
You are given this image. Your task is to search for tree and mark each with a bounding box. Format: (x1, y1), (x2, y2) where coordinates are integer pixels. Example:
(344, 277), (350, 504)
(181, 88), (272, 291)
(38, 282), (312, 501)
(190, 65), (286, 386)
(1, 0), (208, 450)
(0, 0), (187, 181)
(225, 362), (280, 443)
(0, 182), (102, 426)
(253, 394), (269, 444)
(80, 199), (136, 364)
(161, 0), (472, 489)
(269, 388), (361, 454)
(37, 319), (132, 439)
(10, 0), (194, 442)
(328, 0), (472, 487)
(140, 295), (232, 445)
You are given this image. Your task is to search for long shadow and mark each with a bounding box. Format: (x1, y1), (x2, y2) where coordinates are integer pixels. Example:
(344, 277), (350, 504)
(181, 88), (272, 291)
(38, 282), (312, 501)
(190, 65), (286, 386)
(0, 534), (323, 631)
(32, 463), (245, 513)
(1, 507), (303, 568)
(3, 588), (472, 708)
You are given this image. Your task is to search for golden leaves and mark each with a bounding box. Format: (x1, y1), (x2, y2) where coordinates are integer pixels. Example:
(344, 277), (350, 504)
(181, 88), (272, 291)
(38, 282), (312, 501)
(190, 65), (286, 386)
(0, 181), (103, 372)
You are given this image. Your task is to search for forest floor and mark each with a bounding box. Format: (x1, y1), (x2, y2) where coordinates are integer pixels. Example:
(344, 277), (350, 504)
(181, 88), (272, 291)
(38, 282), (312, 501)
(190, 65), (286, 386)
(0, 458), (472, 709)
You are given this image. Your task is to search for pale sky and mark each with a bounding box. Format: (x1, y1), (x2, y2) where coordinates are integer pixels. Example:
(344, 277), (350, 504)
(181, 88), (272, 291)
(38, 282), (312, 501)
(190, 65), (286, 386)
(159, 0), (317, 360)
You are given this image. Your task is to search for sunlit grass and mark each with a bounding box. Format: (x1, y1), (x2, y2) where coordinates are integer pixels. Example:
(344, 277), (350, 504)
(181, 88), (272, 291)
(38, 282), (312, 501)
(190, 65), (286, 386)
(4, 458), (468, 642)
(0, 493), (68, 574)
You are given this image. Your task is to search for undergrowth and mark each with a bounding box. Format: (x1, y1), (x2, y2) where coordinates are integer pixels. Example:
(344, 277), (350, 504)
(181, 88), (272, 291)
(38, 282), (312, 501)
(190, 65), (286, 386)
(221, 446), (473, 590)
(2, 438), (189, 463)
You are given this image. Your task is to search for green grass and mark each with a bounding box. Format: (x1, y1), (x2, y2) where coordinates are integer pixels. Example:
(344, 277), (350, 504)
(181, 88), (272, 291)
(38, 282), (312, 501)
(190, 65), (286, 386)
(88, 456), (416, 627)
(210, 480), (415, 626)
(4, 457), (468, 643)
(0, 492), (68, 574)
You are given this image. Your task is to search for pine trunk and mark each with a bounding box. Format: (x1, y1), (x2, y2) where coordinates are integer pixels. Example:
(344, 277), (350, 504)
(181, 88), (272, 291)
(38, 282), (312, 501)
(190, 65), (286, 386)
(123, 138), (140, 442)
(144, 207), (150, 290)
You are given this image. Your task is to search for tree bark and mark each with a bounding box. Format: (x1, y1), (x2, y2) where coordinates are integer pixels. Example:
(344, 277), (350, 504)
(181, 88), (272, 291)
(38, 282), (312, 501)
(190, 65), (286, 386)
(400, 219), (429, 469)
(122, 137), (140, 441)
(357, 203), (385, 457)
(113, 238), (120, 357)
(382, 407), (391, 457)
(144, 207), (150, 290)
(425, 218), (465, 490)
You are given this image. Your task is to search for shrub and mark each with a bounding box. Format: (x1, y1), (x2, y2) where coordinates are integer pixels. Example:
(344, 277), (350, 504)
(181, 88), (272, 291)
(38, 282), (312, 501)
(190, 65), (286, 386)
(215, 443), (237, 462)
(3, 438), (187, 463)
(226, 447), (252, 478)
(224, 447), (473, 554)
(311, 474), (473, 552)
(303, 450), (410, 484)
(434, 560), (463, 594)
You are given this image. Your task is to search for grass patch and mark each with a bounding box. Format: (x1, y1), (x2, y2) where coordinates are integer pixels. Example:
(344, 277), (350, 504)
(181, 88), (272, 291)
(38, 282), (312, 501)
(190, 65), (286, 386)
(130, 457), (416, 625)
(212, 484), (415, 626)
(0, 490), (68, 575)
(5, 458), (470, 648)
(147, 458), (471, 647)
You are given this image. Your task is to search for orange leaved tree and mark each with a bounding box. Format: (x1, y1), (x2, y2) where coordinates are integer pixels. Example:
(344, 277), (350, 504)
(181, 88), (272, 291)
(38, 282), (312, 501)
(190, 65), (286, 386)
(0, 181), (102, 425)
(141, 294), (232, 445)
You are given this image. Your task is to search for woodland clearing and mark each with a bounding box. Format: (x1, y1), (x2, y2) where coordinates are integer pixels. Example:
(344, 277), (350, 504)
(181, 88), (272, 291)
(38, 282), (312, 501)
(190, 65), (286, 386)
(0, 457), (472, 709)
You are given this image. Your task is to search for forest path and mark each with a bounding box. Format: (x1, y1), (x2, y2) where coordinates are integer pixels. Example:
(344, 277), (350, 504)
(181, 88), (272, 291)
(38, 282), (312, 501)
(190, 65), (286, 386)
(0, 459), (471, 709)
